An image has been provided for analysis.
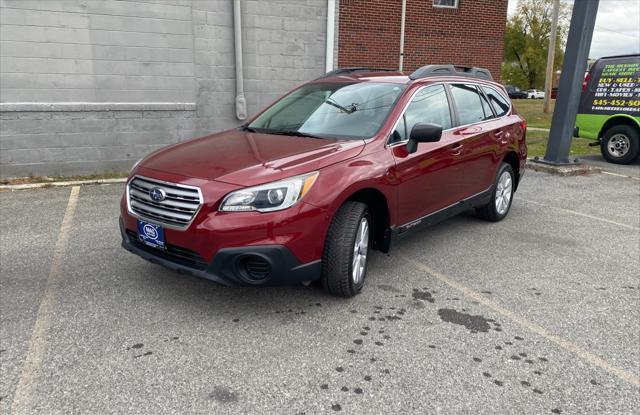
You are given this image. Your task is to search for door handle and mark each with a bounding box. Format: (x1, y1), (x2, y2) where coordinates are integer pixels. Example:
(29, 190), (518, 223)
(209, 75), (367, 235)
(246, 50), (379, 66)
(451, 143), (463, 155)
(494, 130), (503, 138)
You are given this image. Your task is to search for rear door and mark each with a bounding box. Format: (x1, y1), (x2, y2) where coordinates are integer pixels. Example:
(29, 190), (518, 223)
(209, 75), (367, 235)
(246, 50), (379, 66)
(447, 83), (500, 195)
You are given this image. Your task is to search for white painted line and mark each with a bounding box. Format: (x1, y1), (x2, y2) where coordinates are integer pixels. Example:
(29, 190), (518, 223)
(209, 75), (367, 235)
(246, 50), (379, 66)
(519, 198), (639, 231)
(600, 170), (640, 181)
(0, 178), (126, 191)
(10, 186), (80, 414)
(400, 254), (640, 387)
(527, 127), (550, 132)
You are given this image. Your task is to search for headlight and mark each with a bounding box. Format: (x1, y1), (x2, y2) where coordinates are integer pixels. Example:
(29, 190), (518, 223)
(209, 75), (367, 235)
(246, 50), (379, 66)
(219, 172), (319, 212)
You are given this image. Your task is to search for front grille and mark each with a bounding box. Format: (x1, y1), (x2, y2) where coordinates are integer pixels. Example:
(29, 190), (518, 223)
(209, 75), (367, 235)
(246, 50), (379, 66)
(126, 230), (208, 270)
(127, 176), (202, 229)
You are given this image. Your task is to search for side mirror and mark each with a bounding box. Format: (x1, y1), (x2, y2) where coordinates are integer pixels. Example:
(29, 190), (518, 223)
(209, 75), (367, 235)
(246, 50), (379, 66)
(406, 123), (442, 153)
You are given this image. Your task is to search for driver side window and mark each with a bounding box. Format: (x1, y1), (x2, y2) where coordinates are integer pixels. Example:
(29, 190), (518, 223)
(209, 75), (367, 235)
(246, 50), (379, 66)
(391, 84), (452, 144)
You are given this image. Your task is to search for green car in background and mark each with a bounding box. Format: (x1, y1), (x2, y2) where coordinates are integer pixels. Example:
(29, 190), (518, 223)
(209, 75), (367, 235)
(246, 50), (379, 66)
(575, 54), (640, 164)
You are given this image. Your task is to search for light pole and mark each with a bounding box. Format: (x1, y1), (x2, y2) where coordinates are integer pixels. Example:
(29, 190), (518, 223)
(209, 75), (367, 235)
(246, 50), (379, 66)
(543, 0), (561, 113)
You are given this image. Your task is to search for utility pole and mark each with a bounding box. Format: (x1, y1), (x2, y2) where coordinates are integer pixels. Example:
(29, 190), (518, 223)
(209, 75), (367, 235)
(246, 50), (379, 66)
(542, 0), (599, 165)
(543, 0), (561, 113)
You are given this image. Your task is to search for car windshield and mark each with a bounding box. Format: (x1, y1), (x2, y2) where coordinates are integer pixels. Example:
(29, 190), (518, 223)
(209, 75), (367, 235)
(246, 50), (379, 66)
(247, 82), (406, 139)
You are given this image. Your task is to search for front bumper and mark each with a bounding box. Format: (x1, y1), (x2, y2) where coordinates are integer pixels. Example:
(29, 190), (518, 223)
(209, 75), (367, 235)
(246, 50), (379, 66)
(120, 218), (321, 286)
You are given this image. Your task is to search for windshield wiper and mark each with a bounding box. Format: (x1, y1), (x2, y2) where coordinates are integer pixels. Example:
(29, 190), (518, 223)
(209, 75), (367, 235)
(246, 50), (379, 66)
(239, 124), (258, 133)
(267, 130), (325, 139)
(326, 99), (358, 114)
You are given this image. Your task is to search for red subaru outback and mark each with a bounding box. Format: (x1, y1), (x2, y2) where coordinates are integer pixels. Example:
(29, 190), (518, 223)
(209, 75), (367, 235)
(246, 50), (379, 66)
(120, 65), (527, 297)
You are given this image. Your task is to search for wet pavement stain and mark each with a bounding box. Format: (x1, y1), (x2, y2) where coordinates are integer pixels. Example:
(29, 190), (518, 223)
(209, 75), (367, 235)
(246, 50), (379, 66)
(412, 288), (435, 303)
(320, 384), (329, 390)
(493, 380), (504, 386)
(331, 403), (342, 411)
(437, 308), (491, 332)
(127, 343), (143, 350)
(354, 387), (363, 394)
(133, 351), (152, 359)
(208, 386), (238, 403)
(551, 409), (563, 414)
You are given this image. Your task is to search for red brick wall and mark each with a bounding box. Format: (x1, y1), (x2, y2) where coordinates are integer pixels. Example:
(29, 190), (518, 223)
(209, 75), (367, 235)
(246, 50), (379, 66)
(337, 0), (508, 81)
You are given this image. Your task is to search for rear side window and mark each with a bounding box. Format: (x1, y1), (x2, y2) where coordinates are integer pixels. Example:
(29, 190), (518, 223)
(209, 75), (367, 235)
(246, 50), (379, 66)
(450, 84), (487, 125)
(391, 84), (452, 143)
(482, 86), (510, 117)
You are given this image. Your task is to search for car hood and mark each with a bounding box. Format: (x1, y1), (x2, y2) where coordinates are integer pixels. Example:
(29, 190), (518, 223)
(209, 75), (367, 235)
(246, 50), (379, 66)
(141, 129), (365, 186)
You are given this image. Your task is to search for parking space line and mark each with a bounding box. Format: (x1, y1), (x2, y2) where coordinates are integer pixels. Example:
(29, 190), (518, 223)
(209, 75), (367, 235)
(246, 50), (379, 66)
(10, 186), (80, 415)
(519, 198), (639, 231)
(601, 171), (640, 181)
(399, 254), (640, 387)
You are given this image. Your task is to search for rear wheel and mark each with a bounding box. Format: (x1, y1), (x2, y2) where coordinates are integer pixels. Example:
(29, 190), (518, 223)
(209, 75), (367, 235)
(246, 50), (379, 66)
(476, 163), (515, 222)
(600, 125), (640, 165)
(321, 201), (370, 297)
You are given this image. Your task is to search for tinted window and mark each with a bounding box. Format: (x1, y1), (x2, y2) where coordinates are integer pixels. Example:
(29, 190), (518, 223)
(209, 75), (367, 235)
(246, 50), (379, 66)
(479, 90), (495, 120)
(249, 82), (405, 139)
(482, 86), (510, 117)
(450, 84), (486, 125)
(391, 84), (451, 143)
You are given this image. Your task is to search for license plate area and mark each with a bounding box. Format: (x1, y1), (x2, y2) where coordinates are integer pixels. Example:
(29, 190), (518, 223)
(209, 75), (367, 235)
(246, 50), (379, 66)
(137, 219), (166, 250)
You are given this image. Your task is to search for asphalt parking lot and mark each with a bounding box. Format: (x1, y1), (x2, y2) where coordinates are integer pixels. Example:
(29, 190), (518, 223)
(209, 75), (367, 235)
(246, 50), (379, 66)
(1, 169), (639, 414)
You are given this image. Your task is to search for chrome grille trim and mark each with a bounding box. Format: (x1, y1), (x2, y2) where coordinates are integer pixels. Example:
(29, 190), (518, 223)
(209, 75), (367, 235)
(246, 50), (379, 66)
(126, 175), (203, 230)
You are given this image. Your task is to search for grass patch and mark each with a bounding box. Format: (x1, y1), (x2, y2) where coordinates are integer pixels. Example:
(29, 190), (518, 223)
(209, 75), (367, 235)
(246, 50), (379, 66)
(526, 129), (600, 158)
(512, 99), (554, 129)
(1, 172), (129, 186)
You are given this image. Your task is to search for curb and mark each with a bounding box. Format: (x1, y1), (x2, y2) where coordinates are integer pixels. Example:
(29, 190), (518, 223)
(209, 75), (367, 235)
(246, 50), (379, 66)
(0, 177), (127, 191)
(527, 158), (601, 176)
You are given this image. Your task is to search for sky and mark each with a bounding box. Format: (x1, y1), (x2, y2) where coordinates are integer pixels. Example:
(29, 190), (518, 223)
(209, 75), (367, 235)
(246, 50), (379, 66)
(507, 0), (640, 59)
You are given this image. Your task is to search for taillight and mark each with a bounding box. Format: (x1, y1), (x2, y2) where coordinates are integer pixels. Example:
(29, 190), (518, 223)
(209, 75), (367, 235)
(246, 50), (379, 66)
(520, 119), (526, 131)
(582, 72), (591, 92)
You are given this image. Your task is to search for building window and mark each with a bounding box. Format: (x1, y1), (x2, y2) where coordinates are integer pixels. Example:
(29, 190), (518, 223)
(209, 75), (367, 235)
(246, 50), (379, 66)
(433, 0), (459, 8)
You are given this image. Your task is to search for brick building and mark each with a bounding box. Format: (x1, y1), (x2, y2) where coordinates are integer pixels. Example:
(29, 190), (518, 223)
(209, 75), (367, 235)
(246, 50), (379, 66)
(0, 0), (508, 178)
(338, 0), (508, 77)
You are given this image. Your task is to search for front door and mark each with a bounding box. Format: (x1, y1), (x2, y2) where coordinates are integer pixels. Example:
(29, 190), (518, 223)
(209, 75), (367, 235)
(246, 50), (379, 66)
(390, 84), (465, 226)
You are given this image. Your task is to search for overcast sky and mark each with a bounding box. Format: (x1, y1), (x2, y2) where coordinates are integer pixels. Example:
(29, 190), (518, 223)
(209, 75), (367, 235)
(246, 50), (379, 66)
(507, 0), (640, 59)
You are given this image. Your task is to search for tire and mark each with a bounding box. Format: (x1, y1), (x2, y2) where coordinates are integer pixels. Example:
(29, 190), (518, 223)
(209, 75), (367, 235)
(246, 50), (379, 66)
(321, 201), (370, 297)
(476, 163), (515, 222)
(600, 125), (640, 165)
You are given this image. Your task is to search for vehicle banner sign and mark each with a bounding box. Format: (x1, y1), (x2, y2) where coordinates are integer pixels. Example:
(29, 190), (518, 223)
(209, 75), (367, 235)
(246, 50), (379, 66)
(579, 56), (640, 115)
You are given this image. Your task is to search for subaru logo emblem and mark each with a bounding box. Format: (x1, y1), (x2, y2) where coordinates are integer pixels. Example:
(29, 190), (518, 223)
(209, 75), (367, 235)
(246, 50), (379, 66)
(149, 187), (166, 202)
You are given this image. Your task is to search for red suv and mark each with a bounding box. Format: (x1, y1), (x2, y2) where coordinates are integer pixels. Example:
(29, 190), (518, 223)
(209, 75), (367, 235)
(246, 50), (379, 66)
(120, 65), (527, 297)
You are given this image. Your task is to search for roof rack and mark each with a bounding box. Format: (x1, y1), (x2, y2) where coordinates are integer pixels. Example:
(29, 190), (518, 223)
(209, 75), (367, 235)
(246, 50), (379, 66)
(317, 67), (396, 79)
(409, 65), (493, 81)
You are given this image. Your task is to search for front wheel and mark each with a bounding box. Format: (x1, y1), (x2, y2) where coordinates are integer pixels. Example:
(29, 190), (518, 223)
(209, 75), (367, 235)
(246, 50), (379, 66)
(321, 201), (370, 297)
(600, 125), (640, 165)
(476, 163), (515, 222)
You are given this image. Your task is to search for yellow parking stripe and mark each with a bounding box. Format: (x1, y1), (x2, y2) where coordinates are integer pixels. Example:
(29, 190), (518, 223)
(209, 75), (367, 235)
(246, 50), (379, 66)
(11, 186), (81, 415)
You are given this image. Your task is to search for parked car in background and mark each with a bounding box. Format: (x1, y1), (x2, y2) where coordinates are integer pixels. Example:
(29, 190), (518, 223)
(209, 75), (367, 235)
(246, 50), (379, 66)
(120, 65), (527, 297)
(526, 89), (545, 99)
(574, 54), (640, 164)
(551, 88), (558, 99)
(505, 85), (528, 99)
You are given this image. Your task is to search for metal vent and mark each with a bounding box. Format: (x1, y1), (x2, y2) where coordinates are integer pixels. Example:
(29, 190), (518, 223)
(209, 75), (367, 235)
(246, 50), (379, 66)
(127, 176), (203, 229)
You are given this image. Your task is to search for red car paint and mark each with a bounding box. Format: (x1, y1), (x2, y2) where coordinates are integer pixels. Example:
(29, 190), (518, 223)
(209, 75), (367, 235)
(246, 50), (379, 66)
(120, 71), (526, 280)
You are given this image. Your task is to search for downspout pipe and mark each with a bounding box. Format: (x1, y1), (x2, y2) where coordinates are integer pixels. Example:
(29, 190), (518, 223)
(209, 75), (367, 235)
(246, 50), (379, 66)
(233, 0), (247, 120)
(399, 0), (407, 72)
(325, 0), (336, 72)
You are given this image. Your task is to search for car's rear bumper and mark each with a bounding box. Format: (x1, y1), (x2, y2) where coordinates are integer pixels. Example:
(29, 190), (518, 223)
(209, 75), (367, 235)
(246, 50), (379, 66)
(120, 218), (321, 286)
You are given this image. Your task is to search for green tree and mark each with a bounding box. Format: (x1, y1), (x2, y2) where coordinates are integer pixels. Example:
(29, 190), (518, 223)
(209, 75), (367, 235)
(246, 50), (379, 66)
(502, 0), (569, 89)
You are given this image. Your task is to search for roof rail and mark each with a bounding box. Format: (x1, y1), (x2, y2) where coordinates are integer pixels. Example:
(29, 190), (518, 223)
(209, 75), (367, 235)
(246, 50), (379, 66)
(317, 67), (396, 79)
(409, 65), (493, 81)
